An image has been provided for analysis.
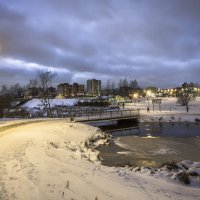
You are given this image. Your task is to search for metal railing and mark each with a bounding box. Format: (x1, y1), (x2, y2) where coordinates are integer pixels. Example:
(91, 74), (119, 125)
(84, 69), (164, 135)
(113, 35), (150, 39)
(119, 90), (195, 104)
(75, 109), (140, 122)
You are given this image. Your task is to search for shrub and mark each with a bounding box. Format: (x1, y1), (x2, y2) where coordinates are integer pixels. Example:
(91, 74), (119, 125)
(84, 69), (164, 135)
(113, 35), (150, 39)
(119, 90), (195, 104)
(195, 118), (200, 122)
(177, 172), (190, 185)
(159, 161), (179, 171)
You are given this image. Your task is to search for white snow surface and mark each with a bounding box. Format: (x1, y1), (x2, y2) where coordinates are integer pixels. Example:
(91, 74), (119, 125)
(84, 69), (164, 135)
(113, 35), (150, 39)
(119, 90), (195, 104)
(126, 97), (200, 122)
(22, 98), (78, 109)
(0, 119), (200, 200)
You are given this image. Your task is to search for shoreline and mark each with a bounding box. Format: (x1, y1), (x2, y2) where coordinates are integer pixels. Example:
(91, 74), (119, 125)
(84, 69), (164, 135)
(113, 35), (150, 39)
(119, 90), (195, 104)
(140, 112), (200, 123)
(0, 118), (200, 199)
(94, 114), (200, 187)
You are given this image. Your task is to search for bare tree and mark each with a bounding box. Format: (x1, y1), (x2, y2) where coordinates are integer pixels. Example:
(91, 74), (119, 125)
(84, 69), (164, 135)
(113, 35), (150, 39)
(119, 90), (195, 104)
(36, 71), (56, 117)
(106, 80), (111, 96)
(26, 79), (39, 97)
(129, 79), (139, 90)
(177, 88), (197, 113)
(10, 83), (24, 98)
(0, 85), (14, 118)
(28, 79), (38, 88)
(110, 81), (116, 95)
(118, 78), (129, 97)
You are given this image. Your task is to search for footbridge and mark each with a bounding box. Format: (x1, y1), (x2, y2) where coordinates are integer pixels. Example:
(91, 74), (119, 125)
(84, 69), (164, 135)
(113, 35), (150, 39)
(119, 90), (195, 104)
(74, 109), (140, 123)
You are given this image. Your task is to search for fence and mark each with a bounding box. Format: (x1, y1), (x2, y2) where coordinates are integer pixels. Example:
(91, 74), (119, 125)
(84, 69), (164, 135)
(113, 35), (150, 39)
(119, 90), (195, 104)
(75, 109), (140, 122)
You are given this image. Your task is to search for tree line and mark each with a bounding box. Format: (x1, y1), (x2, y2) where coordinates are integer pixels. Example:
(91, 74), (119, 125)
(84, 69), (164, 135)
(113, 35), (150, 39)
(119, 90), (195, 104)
(0, 71), (199, 117)
(0, 71), (56, 118)
(104, 78), (140, 96)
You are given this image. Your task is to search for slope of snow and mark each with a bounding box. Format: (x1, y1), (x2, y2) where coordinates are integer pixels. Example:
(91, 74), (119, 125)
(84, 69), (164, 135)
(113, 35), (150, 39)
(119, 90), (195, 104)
(22, 98), (78, 109)
(0, 119), (200, 200)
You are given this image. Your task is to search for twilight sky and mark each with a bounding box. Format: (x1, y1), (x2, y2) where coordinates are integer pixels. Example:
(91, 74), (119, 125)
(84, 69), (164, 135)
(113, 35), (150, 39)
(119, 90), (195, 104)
(0, 0), (200, 88)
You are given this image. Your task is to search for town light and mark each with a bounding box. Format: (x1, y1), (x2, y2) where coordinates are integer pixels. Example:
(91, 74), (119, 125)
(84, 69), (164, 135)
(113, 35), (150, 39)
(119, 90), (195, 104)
(146, 90), (152, 107)
(147, 90), (152, 96)
(133, 93), (138, 98)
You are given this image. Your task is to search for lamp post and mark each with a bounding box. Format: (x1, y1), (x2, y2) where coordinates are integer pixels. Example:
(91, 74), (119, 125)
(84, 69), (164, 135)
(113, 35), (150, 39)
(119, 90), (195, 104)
(133, 93), (138, 106)
(146, 90), (151, 107)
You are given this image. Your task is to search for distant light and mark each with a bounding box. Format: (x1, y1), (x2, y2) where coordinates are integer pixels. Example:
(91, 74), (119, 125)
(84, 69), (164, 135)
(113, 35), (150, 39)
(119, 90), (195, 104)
(142, 134), (158, 139)
(133, 93), (138, 98)
(146, 90), (152, 96)
(147, 135), (152, 138)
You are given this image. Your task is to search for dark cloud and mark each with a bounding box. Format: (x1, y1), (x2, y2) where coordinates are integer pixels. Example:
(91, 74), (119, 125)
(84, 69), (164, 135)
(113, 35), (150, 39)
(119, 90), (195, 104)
(0, 0), (200, 88)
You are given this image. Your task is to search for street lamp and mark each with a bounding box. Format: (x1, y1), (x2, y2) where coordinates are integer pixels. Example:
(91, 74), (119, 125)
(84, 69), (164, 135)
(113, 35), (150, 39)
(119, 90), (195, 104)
(147, 90), (151, 96)
(146, 90), (151, 107)
(133, 93), (138, 98)
(133, 93), (138, 105)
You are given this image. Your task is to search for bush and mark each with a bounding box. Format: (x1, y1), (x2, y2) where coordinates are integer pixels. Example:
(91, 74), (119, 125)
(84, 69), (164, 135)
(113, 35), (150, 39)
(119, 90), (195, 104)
(177, 172), (190, 185)
(195, 118), (200, 122)
(77, 101), (110, 107)
(159, 161), (179, 171)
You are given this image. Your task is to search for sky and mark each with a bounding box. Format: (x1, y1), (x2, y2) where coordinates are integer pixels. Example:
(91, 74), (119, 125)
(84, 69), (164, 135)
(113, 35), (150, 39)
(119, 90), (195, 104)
(0, 0), (200, 88)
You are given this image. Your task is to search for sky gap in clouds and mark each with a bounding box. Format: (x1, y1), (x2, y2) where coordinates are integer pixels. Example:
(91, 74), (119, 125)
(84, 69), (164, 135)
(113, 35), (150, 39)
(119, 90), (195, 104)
(0, 0), (200, 87)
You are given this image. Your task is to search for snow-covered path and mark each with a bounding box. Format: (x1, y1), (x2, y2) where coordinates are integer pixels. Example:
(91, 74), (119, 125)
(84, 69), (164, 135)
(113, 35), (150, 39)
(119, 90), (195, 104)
(0, 120), (199, 200)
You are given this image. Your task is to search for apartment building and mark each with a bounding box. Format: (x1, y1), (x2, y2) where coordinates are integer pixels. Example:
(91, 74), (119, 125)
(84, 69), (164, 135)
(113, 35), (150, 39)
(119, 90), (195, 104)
(87, 79), (101, 96)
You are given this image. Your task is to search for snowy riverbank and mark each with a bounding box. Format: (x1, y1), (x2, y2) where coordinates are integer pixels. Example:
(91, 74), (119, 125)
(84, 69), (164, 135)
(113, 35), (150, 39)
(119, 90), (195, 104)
(0, 119), (200, 200)
(125, 97), (200, 123)
(140, 112), (200, 123)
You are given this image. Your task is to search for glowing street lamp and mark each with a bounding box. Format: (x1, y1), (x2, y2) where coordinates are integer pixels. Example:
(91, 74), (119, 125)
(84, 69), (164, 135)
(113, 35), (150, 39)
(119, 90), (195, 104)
(133, 93), (138, 105)
(133, 93), (138, 98)
(147, 90), (152, 96)
(146, 90), (152, 106)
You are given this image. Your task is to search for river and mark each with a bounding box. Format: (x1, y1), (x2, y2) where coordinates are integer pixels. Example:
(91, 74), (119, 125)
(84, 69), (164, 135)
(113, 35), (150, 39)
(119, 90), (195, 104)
(95, 121), (200, 167)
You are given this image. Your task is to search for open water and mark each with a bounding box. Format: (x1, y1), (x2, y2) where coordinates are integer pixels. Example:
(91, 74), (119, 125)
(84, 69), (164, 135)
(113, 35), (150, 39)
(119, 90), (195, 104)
(96, 122), (200, 167)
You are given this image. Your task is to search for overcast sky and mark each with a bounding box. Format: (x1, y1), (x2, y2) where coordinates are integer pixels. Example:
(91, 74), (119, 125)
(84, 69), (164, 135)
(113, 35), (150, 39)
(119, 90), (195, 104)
(0, 0), (200, 88)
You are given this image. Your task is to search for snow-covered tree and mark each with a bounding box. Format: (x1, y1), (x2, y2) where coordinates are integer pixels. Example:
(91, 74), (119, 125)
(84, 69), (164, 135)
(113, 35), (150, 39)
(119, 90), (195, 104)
(177, 88), (197, 113)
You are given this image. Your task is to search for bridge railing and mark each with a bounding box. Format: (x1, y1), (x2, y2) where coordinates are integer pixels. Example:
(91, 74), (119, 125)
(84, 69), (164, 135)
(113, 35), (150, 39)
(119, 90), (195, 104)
(75, 109), (140, 121)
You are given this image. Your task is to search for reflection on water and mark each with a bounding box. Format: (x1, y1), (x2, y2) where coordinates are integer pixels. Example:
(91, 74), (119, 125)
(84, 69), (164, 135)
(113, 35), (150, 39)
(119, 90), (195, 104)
(97, 122), (200, 167)
(100, 122), (200, 137)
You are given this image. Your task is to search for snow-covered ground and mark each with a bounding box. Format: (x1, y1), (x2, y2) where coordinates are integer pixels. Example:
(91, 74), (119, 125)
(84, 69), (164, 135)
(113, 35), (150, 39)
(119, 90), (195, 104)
(21, 97), (200, 122)
(0, 119), (200, 200)
(126, 97), (200, 122)
(22, 98), (78, 109)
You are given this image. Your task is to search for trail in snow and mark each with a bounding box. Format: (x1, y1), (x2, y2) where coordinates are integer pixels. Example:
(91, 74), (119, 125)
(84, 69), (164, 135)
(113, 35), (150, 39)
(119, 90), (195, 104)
(0, 120), (199, 200)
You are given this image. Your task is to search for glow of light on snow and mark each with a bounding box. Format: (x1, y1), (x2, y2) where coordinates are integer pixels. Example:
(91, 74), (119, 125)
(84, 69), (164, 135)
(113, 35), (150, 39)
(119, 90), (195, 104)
(142, 135), (159, 139)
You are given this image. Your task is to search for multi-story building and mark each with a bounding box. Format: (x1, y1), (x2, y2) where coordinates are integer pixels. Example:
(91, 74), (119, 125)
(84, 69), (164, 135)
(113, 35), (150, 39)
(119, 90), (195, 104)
(47, 87), (57, 97)
(87, 79), (101, 96)
(57, 83), (71, 97)
(57, 83), (85, 97)
(25, 87), (56, 98)
(24, 87), (39, 98)
(78, 84), (85, 96)
(72, 83), (79, 96)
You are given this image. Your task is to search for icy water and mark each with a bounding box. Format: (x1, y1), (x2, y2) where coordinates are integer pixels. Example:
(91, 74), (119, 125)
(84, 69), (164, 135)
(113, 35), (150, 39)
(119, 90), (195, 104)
(97, 122), (200, 167)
